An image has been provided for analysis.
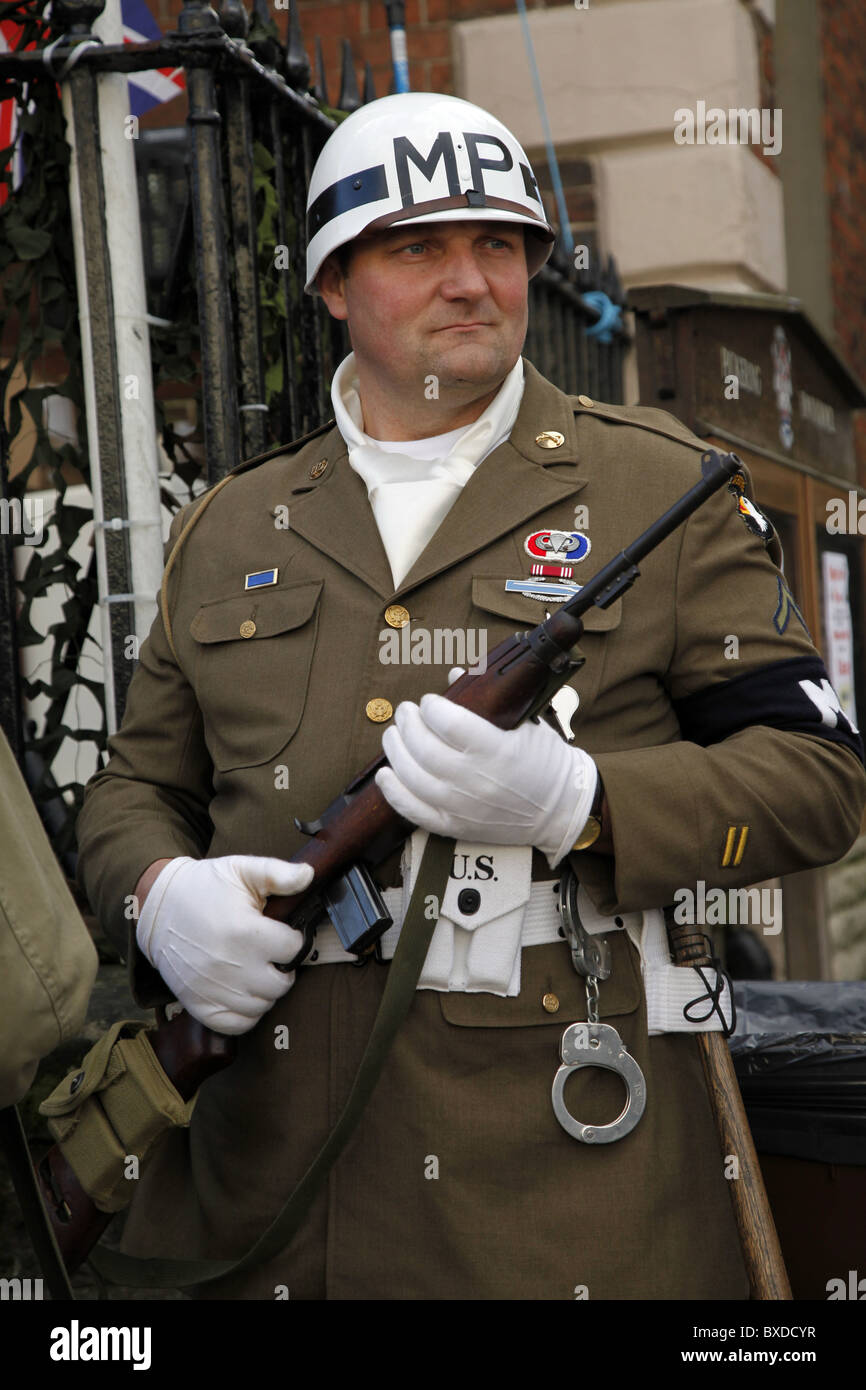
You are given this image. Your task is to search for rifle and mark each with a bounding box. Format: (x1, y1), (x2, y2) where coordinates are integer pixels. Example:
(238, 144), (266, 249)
(35, 448), (790, 1296)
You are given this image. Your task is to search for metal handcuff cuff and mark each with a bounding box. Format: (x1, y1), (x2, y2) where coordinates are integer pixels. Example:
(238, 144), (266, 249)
(551, 866), (647, 1144)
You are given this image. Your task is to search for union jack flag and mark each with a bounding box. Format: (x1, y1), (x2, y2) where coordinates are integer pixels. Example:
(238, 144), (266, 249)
(0, 18), (34, 208)
(121, 0), (185, 118)
(0, 1), (185, 208)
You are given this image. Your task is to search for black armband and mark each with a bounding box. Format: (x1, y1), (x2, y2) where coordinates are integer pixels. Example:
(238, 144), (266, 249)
(672, 656), (864, 764)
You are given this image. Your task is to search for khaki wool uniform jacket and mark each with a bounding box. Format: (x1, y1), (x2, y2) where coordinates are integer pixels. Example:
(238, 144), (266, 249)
(76, 358), (866, 1300)
(0, 729), (98, 1108)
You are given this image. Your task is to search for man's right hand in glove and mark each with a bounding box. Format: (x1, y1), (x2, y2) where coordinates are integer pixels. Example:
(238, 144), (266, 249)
(134, 855), (315, 1035)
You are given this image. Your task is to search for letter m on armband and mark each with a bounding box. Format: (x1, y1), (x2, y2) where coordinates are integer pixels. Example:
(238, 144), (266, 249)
(799, 677), (859, 737)
(673, 655), (864, 764)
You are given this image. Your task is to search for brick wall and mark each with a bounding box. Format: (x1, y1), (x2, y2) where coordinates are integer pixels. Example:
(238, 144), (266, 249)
(746, 0), (781, 179)
(819, 0), (866, 466)
(146, 0), (564, 115)
(294, 0), (528, 104)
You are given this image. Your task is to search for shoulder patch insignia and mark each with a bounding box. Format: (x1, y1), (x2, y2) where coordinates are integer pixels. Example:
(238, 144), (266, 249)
(727, 473), (774, 542)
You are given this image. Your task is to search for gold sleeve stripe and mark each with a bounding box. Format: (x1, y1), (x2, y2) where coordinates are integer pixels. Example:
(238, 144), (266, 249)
(721, 824), (749, 867)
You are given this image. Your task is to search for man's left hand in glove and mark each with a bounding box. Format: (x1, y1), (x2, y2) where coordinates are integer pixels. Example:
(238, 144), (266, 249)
(375, 692), (598, 868)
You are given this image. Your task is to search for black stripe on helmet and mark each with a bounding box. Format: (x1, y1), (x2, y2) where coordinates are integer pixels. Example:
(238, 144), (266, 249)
(307, 164), (390, 239)
(520, 163), (541, 203)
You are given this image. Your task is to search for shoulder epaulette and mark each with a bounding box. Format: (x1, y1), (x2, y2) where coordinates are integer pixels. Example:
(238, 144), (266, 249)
(229, 417), (337, 477)
(572, 396), (706, 452)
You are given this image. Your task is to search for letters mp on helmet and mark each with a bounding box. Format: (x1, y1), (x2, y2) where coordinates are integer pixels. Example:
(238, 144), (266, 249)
(304, 93), (556, 296)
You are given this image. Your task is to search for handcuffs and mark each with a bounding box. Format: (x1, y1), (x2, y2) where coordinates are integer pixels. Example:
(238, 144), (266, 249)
(551, 867), (647, 1144)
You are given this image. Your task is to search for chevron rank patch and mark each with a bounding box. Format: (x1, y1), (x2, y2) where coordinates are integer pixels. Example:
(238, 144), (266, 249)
(773, 575), (810, 637)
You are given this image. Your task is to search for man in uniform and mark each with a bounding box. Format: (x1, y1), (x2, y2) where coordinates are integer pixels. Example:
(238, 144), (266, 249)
(76, 93), (865, 1300)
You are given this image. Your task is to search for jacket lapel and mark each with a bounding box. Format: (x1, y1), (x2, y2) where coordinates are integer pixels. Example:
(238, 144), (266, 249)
(395, 359), (588, 595)
(269, 435), (396, 599)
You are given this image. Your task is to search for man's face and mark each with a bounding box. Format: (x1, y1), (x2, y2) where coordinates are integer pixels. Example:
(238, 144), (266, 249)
(317, 220), (529, 402)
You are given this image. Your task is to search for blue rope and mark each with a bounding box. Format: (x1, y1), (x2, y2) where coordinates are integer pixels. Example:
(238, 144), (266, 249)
(582, 291), (622, 344)
(513, 0), (572, 256)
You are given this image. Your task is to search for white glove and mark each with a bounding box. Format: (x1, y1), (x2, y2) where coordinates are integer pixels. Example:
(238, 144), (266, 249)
(376, 693), (598, 868)
(135, 855), (315, 1035)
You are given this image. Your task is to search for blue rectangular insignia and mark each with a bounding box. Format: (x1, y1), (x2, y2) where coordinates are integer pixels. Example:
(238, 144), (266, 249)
(245, 568), (279, 590)
(505, 578), (582, 602)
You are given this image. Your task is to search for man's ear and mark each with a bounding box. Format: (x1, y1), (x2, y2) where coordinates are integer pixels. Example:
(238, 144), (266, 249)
(317, 254), (349, 321)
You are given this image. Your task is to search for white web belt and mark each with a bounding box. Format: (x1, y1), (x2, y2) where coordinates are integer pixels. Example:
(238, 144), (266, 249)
(303, 856), (732, 1036)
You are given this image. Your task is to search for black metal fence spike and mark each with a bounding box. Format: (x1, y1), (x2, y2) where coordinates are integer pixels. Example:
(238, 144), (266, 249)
(286, 0), (311, 91)
(338, 38), (361, 113)
(218, 0), (249, 41)
(363, 60), (376, 105)
(248, 0), (280, 67)
(313, 34), (328, 106)
(50, 0), (106, 33)
(177, 0), (222, 35)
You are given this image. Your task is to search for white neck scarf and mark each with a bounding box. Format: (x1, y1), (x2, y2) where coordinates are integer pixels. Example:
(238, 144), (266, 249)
(331, 352), (525, 589)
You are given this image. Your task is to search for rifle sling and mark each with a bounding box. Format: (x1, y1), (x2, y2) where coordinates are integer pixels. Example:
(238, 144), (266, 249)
(0, 1103), (75, 1300)
(89, 833), (456, 1291)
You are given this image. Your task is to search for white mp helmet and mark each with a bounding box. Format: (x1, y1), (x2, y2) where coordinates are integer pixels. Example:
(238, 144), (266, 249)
(304, 92), (556, 296)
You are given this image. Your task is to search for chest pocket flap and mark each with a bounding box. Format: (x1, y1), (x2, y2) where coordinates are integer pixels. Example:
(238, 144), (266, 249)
(191, 580), (323, 770)
(191, 580), (322, 643)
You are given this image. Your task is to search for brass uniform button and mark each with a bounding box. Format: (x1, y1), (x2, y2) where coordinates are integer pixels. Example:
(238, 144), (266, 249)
(535, 430), (565, 449)
(384, 604), (410, 628)
(542, 992), (560, 1014)
(239, 619), (257, 639)
(310, 458), (328, 479)
(366, 698), (393, 723)
(577, 394), (594, 408)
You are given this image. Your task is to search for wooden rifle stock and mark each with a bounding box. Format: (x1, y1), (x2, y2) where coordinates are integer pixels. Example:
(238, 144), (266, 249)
(37, 448), (788, 1296)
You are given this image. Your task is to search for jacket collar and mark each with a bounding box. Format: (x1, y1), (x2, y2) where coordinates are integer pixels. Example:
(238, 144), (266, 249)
(271, 357), (588, 600)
